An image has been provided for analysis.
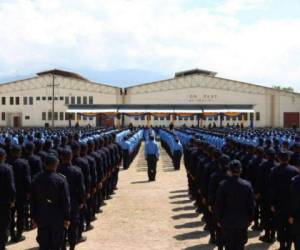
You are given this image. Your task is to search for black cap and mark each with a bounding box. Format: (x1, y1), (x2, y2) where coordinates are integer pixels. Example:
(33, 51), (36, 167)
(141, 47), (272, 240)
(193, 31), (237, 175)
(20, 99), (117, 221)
(61, 148), (72, 158)
(219, 154), (230, 167)
(70, 142), (80, 151)
(266, 148), (276, 157)
(278, 149), (291, 161)
(229, 160), (242, 174)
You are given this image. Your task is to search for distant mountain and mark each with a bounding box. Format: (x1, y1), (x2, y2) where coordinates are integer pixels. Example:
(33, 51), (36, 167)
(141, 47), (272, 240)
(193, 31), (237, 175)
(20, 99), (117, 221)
(0, 68), (170, 87)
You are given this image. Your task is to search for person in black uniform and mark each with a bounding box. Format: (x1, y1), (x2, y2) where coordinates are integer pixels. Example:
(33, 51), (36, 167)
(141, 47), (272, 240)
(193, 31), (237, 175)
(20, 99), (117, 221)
(269, 150), (299, 250)
(31, 154), (71, 250)
(216, 160), (255, 250)
(9, 145), (31, 242)
(58, 149), (85, 250)
(80, 142), (97, 229)
(289, 161), (300, 250)
(24, 142), (43, 230)
(71, 142), (91, 238)
(257, 148), (278, 243)
(208, 154), (230, 250)
(0, 148), (16, 250)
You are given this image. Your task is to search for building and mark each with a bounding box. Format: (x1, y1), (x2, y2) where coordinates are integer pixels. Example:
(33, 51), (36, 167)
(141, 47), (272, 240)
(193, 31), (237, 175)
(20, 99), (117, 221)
(0, 68), (299, 128)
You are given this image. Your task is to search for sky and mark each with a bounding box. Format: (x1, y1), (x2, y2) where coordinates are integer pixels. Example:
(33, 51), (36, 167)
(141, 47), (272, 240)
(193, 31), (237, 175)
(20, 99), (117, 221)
(0, 0), (300, 91)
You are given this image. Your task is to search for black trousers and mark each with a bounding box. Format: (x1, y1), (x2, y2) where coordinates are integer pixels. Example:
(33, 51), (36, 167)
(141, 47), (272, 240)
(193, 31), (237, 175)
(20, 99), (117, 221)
(10, 200), (25, 239)
(0, 204), (10, 250)
(222, 228), (248, 250)
(276, 214), (292, 248)
(173, 151), (182, 170)
(147, 155), (157, 181)
(123, 150), (129, 170)
(37, 224), (64, 250)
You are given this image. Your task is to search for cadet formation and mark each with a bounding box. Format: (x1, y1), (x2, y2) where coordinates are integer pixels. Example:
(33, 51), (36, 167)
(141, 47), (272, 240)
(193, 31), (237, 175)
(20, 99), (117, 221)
(0, 127), (144, 250)
(1, 125), (300, 250)
(177, 126), (300, 250)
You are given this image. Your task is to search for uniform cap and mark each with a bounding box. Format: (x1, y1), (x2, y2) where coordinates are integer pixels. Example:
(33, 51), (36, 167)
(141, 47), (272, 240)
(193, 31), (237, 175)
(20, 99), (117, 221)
(0, 148), (6, 157)
(229, 160), (242, 174)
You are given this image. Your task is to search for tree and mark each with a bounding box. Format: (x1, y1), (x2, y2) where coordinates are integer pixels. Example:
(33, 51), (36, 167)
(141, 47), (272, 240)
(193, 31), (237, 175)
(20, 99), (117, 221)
(272, 85), (294, 92)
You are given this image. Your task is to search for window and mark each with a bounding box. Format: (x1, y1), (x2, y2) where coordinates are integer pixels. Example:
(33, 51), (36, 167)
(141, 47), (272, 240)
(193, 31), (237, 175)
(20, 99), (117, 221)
(244, 113), (248, 121)
(89, 96), (93, 104)
(48, 112), (52, 121)
(1, 112), (5, 121)
(10, 97), (14, 105)
(232, 116), (237, 121)
(83, 96), (87, 104)
(48, 96), (52, 101)
(166, 115), (170, 121)
(214, 115), (218, 121)
(226, 116), (230, 121)
(54, 97), (58, 101)
(29, 97), (33, 105)
(1, 97), (5, 105)
(250, 113), (254, 121)
(184, 117), (188, 121)
(65, 97), (69, 105)
(42, 112), (46, 121)
(60, 112), (64, 120)
(256, 112), (260, 121)
(178, 116), (183, 121)
(89, 116), (93, 121)
(54, 112), (58, 120)
(160, 117), (165, 121)
(134, 117), (138, 121)
(77, 96), (81, 105)
(25, 116), (30, 120)
(65, 113), (75, 120)
(190, 116), (195, 121)
(42, 96), (46, 101)
(154, 116), (158, 120)
(15, 97), (20, 105)
(141, 115), (145, 120)
(23, 97), (28, 105)
(60, 96), (64, 101)
(65, 113), (70, 120)
(36, 96), (40, 101)
(71, 96), (75, 105)
(238, 114), (242, 121)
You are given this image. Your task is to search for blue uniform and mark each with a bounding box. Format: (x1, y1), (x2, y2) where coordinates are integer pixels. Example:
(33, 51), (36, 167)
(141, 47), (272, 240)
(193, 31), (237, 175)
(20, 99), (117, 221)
(145, 140), (160, 181)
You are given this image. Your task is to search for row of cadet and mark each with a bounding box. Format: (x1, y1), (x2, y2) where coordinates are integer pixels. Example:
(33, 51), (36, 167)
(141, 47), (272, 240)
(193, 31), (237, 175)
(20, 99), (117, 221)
(178, 127), (300, 250)
(119, 129), (144, 170)
(0, 127), (144, 250)
(158, 128), (183, 170)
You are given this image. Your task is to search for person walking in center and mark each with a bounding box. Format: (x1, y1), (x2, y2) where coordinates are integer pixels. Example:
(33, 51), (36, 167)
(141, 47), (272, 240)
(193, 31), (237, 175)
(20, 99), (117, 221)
(145, 135), (160, 181)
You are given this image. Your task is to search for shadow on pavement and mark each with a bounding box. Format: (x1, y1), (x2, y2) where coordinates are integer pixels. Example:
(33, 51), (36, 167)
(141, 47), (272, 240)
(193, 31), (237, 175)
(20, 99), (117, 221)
(131, 180), (149, 184)
(172, 213), (199, 220)
(175, 221), (204, 229)
(174, 230), (209, 241)
(170, 189), (188, 194)
(245, 242), (272, 249)
(171, 199), (192, 205)
(169, 194), (189, 199)
(172, 205), (195, 212)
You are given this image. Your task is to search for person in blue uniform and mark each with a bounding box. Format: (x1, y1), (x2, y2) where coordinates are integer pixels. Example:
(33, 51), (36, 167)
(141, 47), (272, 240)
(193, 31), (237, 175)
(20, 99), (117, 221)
(144, 135), (160, 181)
(9, 144), (31, 242)
(31, 154), (71, 250)
(121, 136), (130, 170)
(0, 148), (16, 250)
(216, 160), (255, 250)
(289, 161), (300, 250)
(58, 149), (86, 250)
(269, 150), (299, 250)
(172, 137), (183, 170)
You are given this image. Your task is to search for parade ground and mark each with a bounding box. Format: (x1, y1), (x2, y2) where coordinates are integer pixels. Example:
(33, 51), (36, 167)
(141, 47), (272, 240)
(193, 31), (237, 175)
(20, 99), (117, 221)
(7, 143), (280, 250)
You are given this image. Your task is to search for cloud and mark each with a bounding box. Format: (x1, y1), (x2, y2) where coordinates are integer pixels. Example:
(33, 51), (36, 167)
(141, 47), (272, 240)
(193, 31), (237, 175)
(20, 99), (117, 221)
(0, 0), (299, 92)
(216, 0), (267, 15)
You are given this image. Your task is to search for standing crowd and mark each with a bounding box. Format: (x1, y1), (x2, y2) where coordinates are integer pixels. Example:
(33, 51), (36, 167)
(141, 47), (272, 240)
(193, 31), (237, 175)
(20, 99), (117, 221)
(180, 127), (300, 250)
(0, 128), (125, 250)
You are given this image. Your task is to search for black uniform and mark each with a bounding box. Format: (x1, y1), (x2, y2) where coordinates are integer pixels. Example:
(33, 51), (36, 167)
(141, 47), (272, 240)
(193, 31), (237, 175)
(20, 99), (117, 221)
(0, 162), (16, 250)
(216, 176), (255, 250)
(58, 163), (85, 250)
(290, 175), (300, 250)
(10, 157), (31, 241)
(269, 164), (299, 249)
(31, 171), (71, 250)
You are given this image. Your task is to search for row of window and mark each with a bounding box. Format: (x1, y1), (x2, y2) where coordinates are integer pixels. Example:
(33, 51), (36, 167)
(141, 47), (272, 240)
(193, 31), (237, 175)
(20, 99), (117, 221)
(0, 96), (94, 105)
(42, 112), (93, 121)
(133, 113), (261, 122)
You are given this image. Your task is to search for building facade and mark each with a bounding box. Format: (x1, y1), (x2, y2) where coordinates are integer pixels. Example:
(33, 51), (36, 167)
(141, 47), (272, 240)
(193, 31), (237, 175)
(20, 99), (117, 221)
(0, 69), (299, 128)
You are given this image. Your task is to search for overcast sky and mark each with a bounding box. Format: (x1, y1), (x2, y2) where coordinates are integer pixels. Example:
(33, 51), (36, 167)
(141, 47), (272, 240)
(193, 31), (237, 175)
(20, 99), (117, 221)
(0, 0), (300, 91)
